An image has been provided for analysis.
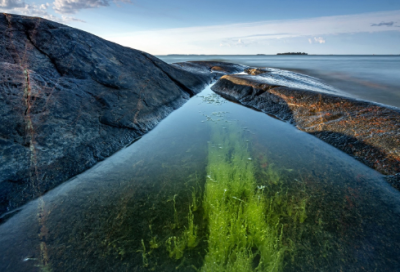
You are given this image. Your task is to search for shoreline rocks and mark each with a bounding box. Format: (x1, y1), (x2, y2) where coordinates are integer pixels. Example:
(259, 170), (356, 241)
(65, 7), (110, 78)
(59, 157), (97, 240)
(210, 71), (400, 182)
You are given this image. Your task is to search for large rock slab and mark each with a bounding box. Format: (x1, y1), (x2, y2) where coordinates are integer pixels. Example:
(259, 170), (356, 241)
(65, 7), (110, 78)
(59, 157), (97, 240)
(211, 71), (400, 184)
(0, 14), (210, 218)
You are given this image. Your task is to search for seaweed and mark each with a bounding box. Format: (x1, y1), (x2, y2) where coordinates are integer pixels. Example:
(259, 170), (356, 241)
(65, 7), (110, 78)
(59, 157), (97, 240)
(138, 120), (336, 271)
(166, 236), (186, 260)
(138, 239), (149, 268)
(200, 122), (289, 271)
(184, 205), (199, 248)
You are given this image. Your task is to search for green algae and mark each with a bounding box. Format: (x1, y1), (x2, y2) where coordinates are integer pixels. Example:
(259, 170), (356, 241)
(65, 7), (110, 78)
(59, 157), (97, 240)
(166, 236), (186, 260)
(165, 204), (199, 259)
(171, 194), (179, 229)
(200, 122), (289, 271)
(190, 174), (202, 212)
(184, 205), (199, 248)
(149, 236), (160, 249)
(133, 117), (340, 271)
(156, 121), (316, 271)
(139, 239), (149, 268)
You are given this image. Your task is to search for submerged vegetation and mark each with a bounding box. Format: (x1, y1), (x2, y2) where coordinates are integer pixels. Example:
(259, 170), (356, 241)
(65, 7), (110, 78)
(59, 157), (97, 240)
(96, 107), (346, 271)
(140, 120), (330, 271)
(99, 93), (345, 271)
(17, 90), (387, 272)
(201, 122), (290, 271)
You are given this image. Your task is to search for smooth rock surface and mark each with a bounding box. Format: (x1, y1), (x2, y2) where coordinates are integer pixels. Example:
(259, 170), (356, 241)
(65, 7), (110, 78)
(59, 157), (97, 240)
(0, 14), (211, 218)
(173, 61), (246, 79)
(211, 71), (400, 181)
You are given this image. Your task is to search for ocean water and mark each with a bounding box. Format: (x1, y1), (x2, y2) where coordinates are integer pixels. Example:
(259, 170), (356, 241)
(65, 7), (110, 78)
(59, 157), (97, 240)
(1, 86), (399, 271)
(158, 55), (400, 109)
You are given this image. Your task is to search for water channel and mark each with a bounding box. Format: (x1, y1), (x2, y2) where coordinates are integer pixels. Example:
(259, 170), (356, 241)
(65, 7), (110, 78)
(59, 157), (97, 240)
(1, 86), (399, 272)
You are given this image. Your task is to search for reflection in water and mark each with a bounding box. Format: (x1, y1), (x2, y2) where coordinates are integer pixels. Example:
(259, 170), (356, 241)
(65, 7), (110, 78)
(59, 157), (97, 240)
(0, 87), (399, 271)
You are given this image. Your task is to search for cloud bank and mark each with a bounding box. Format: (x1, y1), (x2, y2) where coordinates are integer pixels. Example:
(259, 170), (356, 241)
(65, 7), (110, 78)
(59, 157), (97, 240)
(0, 0), (25, 9)
(371, 21), (398, 27)
(0, 0), (72, 22)
(53, 0), (132, 14)
(0, 0), (132, 23)
(104, 10), (400, 54)
(1, 0), (78, 22)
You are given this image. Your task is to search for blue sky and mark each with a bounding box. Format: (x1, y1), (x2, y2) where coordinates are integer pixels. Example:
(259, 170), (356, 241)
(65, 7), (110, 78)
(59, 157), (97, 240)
(1, 0), (400, 54)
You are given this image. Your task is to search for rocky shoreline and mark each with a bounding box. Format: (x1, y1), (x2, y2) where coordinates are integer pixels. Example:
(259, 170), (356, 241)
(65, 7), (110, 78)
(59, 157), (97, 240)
(209, 69), (400, 187)
(173, 62), (400, 189)
(1, 14), (399, 220)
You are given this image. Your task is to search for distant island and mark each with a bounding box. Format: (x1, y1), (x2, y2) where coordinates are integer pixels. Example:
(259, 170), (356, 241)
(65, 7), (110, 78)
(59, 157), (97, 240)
(277, 52), (308, 55)
(167, 54), (207, 56)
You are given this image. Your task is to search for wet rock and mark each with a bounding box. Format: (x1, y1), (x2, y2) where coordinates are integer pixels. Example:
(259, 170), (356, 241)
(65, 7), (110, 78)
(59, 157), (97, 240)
(243, 67), (344, 95)
(0, 14), (209, 217)
(211, 74), (400, 181)
(173, 61), (246, 81)
(386, 174), (400, 191)
(244, 68), (270, 76)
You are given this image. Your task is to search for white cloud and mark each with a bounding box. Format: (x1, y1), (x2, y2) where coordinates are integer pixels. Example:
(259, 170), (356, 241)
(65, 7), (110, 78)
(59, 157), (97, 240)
(53, 0), (132, 14)
(61, 15), (85, 22)
(371, 21), (397, 27)
(308, 38), (312, 44)
(219, 38), (249, 48)
(0, 0), (25, 9)
(314, 37), (326, 44)
(0, 1), (84, 23)
(104, 10), (400, 54)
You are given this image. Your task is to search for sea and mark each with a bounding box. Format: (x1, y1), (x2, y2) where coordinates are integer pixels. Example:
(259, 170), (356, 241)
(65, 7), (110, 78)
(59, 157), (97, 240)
(158, 55), (400, 109)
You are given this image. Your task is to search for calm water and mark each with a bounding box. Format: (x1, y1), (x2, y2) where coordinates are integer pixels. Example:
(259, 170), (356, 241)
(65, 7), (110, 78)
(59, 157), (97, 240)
(159, 55), (400, 109)
(1, 86), (399, 271)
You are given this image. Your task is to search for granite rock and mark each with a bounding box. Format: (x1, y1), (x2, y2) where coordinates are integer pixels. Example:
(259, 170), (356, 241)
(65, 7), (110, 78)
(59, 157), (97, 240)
(0, 14), (209, 218)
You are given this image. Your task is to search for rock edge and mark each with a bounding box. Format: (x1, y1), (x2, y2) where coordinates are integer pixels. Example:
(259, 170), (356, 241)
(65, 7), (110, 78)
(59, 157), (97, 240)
(210, 71), (400, 185)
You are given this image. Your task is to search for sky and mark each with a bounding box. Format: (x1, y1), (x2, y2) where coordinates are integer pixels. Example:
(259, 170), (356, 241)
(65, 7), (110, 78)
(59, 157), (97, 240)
(1, 0), (400, 55)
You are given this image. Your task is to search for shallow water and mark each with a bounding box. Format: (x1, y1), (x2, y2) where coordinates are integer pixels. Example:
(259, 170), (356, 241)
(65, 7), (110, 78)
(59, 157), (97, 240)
(0, 86), (399, 271)
(159, 55), (400, 109)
